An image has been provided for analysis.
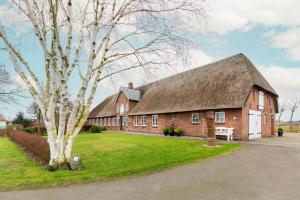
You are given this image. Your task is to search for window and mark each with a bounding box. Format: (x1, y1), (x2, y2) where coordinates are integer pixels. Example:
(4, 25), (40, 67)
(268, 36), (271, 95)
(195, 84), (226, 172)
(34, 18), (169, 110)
(104, 118), (106, 126)
(100, 118), (102, 126)
(120, 104), (124, 114)
(264, 113), (268, 125)
(116, 105), (119, 113)
(152, 115), (158, 127)
(125, 117), (128, 127)
(112, 117), (115, 126)
(192, 113), (199, 123)
(141, 116), (147, 126)
(126, 103), (129, 111)
(258, 91), (264, 110)
(215, 112), (225, 123)
(117, 118), (119, 126)
(108, 118), (111, 126)
(134, 116), (139, 126)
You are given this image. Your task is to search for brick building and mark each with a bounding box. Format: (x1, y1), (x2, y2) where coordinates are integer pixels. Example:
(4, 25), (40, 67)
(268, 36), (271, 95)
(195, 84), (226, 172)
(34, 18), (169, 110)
(87, 54), (278, 140)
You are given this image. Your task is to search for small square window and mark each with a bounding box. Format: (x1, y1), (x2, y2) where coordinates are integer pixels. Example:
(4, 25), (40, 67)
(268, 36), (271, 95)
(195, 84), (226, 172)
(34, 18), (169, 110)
(192, 113), (199, 123)
(215, 112), (225, 123)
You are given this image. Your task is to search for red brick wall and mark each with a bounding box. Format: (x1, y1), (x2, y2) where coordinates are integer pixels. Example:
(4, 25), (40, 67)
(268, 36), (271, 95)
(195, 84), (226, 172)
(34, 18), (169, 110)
(242, 87), (277, 139)
(126, 109), (242, 138)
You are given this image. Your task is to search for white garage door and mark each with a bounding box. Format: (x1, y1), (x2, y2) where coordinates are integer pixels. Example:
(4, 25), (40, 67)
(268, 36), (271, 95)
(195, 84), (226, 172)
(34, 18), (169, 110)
(249, 110), (262, 140)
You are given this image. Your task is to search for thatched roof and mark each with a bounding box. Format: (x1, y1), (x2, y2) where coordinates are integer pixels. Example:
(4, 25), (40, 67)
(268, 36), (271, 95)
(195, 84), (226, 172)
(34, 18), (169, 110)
(89, 53), (278, 118)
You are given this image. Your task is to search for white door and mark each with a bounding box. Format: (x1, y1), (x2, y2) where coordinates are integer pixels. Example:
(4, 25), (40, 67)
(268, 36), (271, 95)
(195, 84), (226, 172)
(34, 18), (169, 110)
(249, 110), (262, 139)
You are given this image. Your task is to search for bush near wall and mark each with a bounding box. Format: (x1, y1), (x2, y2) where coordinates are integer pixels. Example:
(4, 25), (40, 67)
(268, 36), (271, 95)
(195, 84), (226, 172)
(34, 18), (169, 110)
(22, 126), (47, 135)
(7, 130), (50, 164)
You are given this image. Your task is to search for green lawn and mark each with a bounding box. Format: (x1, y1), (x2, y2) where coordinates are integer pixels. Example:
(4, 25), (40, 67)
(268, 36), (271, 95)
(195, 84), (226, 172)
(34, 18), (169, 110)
(0, 132), (241, 191)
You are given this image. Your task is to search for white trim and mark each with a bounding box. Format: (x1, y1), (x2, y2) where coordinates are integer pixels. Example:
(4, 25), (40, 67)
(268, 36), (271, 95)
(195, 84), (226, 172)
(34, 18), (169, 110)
(215, 112), (225, 123)
(134, 116), (139, 126)
(152, 115), (158, 127)
(191, 113), (200, 124)
(141, 115), (147, 126)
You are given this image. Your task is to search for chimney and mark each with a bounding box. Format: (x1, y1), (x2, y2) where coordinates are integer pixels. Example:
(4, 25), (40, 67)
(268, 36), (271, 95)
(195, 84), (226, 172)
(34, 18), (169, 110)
(128, 82), (133, 89)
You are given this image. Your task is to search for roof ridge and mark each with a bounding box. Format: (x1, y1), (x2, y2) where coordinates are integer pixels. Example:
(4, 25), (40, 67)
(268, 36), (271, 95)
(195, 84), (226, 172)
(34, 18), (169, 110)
(135, 53), (245, 89)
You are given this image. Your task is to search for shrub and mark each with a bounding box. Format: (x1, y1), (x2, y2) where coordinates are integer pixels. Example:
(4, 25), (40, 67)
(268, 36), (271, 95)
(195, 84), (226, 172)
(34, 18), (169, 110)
(23, 127), (35, 133)
(174, 128), (183, 137)
(169, 125), (175, 136)
(162, 128), (169, 136)
(99, 126), (107, 131)
(7, 130), (50, 163)
(90, 125), (101, 133)
(278, 127), (283, 132)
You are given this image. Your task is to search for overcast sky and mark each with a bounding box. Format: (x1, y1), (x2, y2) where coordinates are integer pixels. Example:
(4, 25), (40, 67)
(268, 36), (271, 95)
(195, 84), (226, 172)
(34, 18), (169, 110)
(0, 0), (300, 121)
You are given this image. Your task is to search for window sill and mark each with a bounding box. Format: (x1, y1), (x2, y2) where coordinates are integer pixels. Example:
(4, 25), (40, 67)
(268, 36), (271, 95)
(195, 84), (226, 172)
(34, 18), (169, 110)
(192, 122), (200, 124)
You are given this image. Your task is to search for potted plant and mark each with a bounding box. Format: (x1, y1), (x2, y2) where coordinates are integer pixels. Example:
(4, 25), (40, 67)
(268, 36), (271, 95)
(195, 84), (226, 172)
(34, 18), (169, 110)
(174, 128), (183, 137)
(162, 128), (169, 136)
(278, 127), (283, 137)
(169, 124), (175, 136)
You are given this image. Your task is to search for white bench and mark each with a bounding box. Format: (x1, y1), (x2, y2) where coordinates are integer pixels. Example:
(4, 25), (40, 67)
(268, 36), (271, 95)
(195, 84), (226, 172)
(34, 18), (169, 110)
(215, 127), (234, 141)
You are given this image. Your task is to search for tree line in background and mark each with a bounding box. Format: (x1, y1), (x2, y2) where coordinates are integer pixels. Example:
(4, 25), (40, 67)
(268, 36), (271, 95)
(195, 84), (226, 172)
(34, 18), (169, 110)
(278, 98), (300, 124)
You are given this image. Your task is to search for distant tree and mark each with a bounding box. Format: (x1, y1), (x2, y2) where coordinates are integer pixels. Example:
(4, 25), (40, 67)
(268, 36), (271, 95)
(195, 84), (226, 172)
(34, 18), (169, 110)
(0, 65), (24, 105)
(278, 101), (287, 123)
(12, 112), (31, 127)
(0, 112), (5, 121)
(289, 98), (299, 124)
(28, 102), (42, 134)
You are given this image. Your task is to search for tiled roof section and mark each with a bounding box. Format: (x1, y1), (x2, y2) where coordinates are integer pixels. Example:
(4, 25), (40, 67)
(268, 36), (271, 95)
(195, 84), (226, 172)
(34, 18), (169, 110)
(117, 87), (141, 102)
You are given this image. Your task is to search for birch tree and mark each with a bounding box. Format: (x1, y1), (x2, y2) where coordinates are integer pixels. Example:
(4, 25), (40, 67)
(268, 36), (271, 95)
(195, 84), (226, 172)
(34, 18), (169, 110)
(0, 0), (206, 169)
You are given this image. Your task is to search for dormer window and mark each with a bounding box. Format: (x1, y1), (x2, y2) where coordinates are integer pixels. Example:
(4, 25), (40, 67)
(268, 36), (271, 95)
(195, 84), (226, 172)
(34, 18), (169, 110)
(258, 91), (264, 110)
(120, 104), (124, 114)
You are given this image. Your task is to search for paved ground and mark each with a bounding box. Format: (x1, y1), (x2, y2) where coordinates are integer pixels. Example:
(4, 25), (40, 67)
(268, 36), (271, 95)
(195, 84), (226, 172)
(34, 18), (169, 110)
(1, 133), (300, 200)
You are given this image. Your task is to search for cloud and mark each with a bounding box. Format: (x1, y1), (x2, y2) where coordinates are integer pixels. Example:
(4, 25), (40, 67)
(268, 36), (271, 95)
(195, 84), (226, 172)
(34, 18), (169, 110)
(198, 0), (300, 35)
(269, 27), (300, 61)
(258, 65), (300, 120)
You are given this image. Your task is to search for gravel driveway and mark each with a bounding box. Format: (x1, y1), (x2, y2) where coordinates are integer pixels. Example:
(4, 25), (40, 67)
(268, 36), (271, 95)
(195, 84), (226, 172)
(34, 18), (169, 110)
(1, 133), (300, 200)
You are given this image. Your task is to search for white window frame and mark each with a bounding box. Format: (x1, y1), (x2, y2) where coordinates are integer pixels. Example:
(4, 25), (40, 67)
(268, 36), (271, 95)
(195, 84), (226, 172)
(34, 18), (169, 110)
(112, 117), (115, 126)
(134, 116), (139, 126)
(117, 118), (119, 126)
(152, 115), (158, 127)
(120, 104), (125, 114)
(215, 112), (225, 123)
(108, 118), (111, 126)
(258, 91), (264, 110)
(104, 118), (106, 126)
(141, 116), (147, 126)
(192, 113), (200, 124)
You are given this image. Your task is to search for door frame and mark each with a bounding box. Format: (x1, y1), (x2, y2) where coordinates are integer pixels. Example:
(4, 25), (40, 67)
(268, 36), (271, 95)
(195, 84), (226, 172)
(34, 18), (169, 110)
(249, 110), (262, 140)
